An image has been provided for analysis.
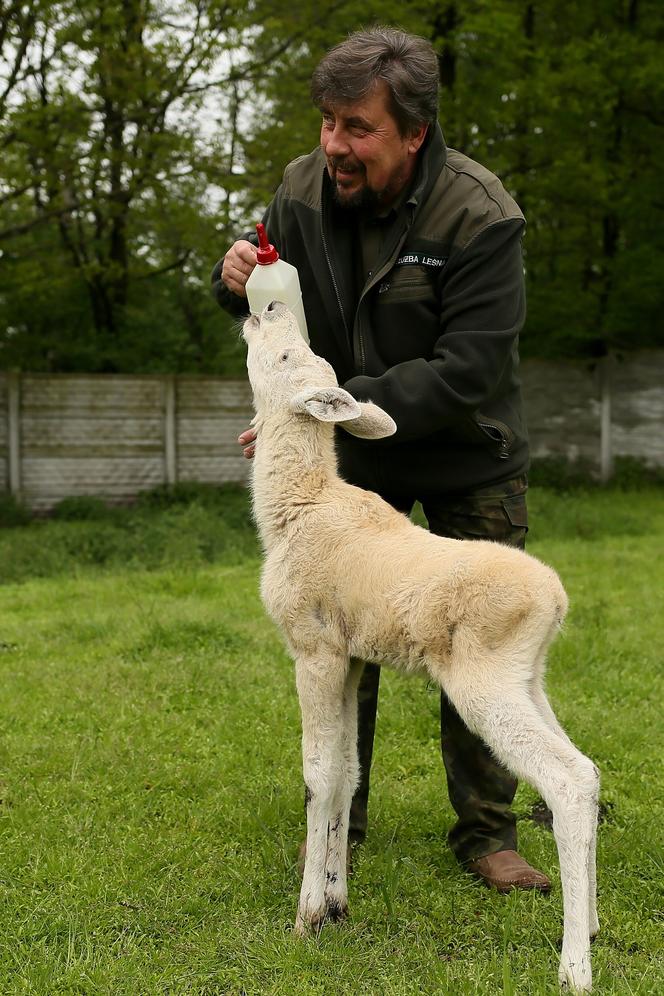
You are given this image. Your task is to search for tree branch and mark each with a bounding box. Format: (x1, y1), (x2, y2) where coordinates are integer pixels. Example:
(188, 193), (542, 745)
(0, 201), (82, 241)
(134, 248), (192, 279)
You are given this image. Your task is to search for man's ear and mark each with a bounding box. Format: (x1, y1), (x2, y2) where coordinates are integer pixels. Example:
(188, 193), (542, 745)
(408, 122), (428, 155)
(290, 387), (362, 423)
(341, 401), (397, 439)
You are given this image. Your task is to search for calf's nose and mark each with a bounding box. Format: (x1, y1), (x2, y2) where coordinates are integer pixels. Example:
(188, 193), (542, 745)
(262, 300), (289, 318)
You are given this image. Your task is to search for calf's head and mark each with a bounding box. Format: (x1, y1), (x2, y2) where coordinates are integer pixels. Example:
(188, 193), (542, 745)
(243, 302), (396, 440)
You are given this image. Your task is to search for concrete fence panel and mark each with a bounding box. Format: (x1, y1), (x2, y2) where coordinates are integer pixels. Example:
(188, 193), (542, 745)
(1, 351), (663, 511)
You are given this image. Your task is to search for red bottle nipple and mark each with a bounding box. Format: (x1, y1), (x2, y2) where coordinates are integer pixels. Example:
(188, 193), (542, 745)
(255, 223), (280, 264)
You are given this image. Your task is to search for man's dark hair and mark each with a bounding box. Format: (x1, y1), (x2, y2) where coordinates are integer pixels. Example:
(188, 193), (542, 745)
(310, 26), (439, 138)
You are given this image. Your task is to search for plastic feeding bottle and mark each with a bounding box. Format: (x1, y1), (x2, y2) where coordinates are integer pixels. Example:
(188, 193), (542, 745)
(245, 223), (309, 342)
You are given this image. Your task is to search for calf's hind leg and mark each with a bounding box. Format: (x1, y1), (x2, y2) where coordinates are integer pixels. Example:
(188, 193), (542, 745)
(443, 664), (598, 992)
(531, 665), (599, 939)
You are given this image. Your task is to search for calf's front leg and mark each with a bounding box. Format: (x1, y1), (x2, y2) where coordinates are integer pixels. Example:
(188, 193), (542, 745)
(293, 650), (352, 936)
(321, 658), (364, 918)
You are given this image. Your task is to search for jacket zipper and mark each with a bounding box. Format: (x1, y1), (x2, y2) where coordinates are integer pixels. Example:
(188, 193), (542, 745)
(321, 191), (413, 374)
(355, 217), (413, 374)
(476, 417), (513, 459)
(320, 214), (350, 347)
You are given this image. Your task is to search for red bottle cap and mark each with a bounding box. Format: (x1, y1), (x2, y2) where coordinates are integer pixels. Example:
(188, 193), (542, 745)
(255, 223), (279, 264)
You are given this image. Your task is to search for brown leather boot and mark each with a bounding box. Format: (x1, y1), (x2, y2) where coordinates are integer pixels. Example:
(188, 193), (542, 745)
(466, 849), (551, 893)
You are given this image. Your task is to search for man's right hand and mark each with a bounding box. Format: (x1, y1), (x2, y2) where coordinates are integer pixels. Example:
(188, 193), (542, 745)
(221, 240), (258, 297)
(238, 427), (257, 459)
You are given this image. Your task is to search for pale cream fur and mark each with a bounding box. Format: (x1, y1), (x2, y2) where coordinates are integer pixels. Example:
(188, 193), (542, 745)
(243, 302), (599, 993)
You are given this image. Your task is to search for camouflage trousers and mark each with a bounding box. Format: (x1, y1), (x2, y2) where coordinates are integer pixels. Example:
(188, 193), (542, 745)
(348, 475), (529, 864)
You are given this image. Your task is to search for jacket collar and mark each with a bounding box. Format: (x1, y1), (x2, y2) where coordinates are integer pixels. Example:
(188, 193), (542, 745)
(407, 122), (448, 216)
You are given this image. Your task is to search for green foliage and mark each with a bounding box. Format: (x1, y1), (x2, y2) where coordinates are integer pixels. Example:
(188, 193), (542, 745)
(423, 0), (664, 359)
(0, 492), (32, 528)
(134, 481), (251, 516)
(0, 484), (258, 584)
(52, 496), (113, 521)
(2, 2), (664, 370)
(528, 456), (664, 491)
(0, 0), (253, 374)
(528, 457), (598, 491)
(611, 456), (664, 490)
(134, 481), (220, 509)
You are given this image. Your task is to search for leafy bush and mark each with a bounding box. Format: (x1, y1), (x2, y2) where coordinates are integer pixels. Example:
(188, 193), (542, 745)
(528, 457), (596, 491)
(528, 455), (664, 491)
(611, 456), (664, 489)
(52, 496), (114, 521)
(135, 482), (255, 532)
(135, 481), (245, 510)
(0, 493), (32, 528)
(0, 484), (259, 584)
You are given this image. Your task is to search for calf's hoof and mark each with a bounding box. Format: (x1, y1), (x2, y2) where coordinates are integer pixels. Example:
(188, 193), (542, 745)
(323, 898), (348, 923)
(559, 957), (592, 992)
(294, 900), (348, 937)
(294, 910), (323, 938)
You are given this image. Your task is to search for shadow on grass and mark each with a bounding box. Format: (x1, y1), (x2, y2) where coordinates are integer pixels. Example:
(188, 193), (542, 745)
(525, 800), (616, 831)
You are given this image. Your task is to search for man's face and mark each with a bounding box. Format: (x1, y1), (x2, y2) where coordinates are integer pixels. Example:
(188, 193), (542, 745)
(319, 82), (427, 211)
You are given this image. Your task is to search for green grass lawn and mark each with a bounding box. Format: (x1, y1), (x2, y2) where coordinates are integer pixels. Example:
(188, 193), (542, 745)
(0, 486), (662, 995)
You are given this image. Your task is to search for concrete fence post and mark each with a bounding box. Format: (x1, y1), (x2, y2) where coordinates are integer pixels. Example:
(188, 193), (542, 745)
(599, 354), (613, 484)
(163, 375), (177, 485)
(8, 372), (21, 496)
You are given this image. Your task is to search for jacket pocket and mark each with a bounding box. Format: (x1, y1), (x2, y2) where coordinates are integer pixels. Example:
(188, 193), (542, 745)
(466, 413), (515, 460)
(375, 265), (435, 303)
(501, 493), (528, 530)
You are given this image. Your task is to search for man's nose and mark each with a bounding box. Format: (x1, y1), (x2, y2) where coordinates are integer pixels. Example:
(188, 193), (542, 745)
(322, 123), (350, 158)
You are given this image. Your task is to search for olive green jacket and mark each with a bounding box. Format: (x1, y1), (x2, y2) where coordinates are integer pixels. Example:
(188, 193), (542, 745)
(212, 124), (529, 496)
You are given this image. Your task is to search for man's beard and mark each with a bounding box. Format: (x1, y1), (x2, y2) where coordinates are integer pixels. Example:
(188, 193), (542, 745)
(332, 181), (381, 213)
(328, 158), (381, 213)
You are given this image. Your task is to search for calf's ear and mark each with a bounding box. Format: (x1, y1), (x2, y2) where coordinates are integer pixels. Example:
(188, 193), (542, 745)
(341, 401), (397, 439)
(291, 387), (362, 423)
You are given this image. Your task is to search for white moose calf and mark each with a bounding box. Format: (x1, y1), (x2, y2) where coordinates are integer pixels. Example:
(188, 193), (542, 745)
(242, 302), (599, 992)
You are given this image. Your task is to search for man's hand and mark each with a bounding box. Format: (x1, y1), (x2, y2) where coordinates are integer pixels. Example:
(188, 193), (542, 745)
(238, 427), (257, 459)
(222, 240), (258, 297)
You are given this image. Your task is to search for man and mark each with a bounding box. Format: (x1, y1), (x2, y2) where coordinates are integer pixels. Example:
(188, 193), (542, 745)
(212, 26), (550, 893)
